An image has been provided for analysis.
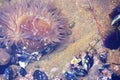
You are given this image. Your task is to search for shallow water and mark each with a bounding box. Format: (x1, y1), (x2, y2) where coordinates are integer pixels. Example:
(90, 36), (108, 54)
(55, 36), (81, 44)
(0, 0), (120, 80)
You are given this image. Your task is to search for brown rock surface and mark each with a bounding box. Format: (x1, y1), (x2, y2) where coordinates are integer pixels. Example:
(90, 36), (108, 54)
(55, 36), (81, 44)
(0, 0), (120, 79)
(27, 0), (120, 78)
(0, 48), (10, 65)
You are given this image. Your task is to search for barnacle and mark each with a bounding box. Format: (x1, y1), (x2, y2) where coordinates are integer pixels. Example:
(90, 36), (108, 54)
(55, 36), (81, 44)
(0, 0), (71, 53)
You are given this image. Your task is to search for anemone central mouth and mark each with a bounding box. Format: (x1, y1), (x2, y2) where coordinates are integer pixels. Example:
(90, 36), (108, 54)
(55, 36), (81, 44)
(18, 15), (51, 38)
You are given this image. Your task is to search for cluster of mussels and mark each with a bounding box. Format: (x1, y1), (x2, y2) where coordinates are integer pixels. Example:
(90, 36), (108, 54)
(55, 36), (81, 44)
(62, 4), (120, 79)
(61, 47), (120, 80)
(0, 0), (72, 79)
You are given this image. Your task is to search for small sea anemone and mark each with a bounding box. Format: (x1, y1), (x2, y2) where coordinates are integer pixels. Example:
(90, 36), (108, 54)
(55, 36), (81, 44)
(0, 0), (71, 53)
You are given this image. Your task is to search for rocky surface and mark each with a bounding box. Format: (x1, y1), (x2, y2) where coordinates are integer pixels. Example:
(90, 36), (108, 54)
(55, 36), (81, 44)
(0, 0), (120, 80)
(26, 0), (120, 79)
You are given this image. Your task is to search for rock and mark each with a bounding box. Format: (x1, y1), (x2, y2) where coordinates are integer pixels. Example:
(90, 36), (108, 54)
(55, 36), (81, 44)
(50, 67), (59, 73)
(0, 48), (11, 66)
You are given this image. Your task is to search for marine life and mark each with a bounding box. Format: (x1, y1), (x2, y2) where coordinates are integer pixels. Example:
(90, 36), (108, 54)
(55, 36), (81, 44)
(104, 29), (120, 50)
(110, 4), (120, 27)
(0, 48), (11, 65)
(111, 14), (120, 27)
(0, 0), (119, 80)
(64, 71), (78, 80)
(19, 67), (27, 77)
(0, 0), (71, 54)
(4, 66), (15, 80)
(70, 52), (93, 77)
(33, 70), (48, 80)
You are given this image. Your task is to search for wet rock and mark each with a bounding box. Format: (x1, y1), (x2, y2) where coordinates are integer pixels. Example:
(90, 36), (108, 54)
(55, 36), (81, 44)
(97, 64), (113, 80)
(0, 48), (11, 66)
(111, 73), (120, 80)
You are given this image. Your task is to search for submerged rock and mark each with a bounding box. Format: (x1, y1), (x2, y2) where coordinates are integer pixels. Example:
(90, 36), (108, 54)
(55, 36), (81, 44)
(0, 48), (11, 66)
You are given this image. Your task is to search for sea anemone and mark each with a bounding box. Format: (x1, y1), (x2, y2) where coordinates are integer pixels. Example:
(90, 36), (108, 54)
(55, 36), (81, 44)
(0, 0), (71, 53)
